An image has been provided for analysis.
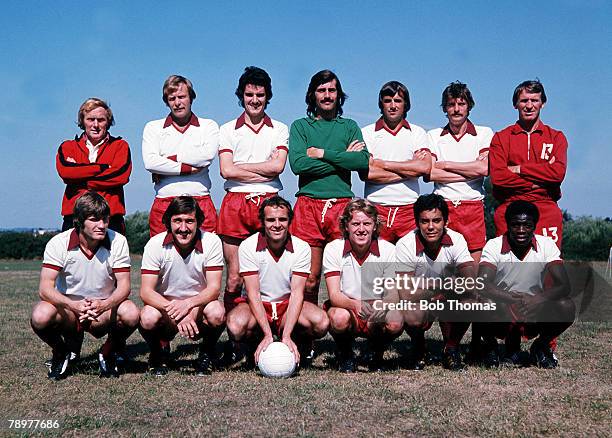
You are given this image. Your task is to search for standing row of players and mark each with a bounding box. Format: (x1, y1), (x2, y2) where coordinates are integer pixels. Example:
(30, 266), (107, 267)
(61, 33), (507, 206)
(33, 191), (573, 379)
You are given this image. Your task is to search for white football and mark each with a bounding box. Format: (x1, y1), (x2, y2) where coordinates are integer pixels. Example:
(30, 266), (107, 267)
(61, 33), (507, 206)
(257, 342), (296, 378)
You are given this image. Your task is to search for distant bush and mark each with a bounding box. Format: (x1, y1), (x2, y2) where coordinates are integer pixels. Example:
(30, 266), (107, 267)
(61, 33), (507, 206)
(124, 211), (150, 255)
(0, 231), (57, 259)
(562, 216), (612, 261)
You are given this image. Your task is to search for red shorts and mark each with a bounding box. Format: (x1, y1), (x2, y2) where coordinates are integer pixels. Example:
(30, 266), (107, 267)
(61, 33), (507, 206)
(149, 195), (218, 237)
(217, 191), (276, 240)
(290, 196), (351, 247)
(374, 204), (416, 244)
(323, 300), (370, 337)
(445, 200), (486, 252)
(263, 300), (289, 337)
(494, 200), (563, 249)
(226, 297), (289, 336)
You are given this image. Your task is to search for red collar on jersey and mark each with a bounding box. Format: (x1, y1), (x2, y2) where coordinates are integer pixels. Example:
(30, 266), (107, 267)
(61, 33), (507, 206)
(374, 118), (411, 134)
(67, 229), (111, 251)
(163, 113), (200, 129)
(511, 120), (544, 135)
(163, 229), (204, 253)
(256, 232), (294, 253)
(440, 119), (477, 137)
(501, 233), (538, 253)
(235, 112), (274, 131)
(415, 230), (453, 256)
(343, 238), (380, 266)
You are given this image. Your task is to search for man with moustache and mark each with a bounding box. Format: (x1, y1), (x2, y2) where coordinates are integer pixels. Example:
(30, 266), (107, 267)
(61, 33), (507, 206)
(428, 81), (493, 263)
(288, 70), (370, 308)
(142, 75), (220, 236)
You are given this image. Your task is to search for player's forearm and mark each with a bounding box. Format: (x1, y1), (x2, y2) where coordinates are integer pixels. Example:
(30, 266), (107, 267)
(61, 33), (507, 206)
(366, 166), (404, 183)
(429, 167), (469, 183)
(221, 162), (272, 182)
(441, 160), (488, 178)
(321, 149), (370, 171)
(39, 286), (75, 310)
(238, 159), (285, 178)
(140, 286), (170, 310)
(247, 294), (273, 337)
(382, 158), (431, 178)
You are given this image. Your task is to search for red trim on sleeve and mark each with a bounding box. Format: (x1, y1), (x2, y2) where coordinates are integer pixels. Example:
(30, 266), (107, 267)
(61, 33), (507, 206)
(276, 145), (289, 152)
(180, 163), (192, 175)
(240, 271), (259, 277)
(112, 267), (130, 273)
(42, 263), (62, 271)
(292, 271), (309, 278)
(478, 148), (489, 155)
(205, 266), (224, 271)
(218, 149), (233, 154)
(324, 271), (341, 278)
(415, 148), (431, 154)
(141, 269), (160, 275)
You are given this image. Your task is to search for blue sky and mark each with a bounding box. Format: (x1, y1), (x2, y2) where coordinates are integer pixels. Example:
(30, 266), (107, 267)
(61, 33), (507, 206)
(1, 0), (610, 228)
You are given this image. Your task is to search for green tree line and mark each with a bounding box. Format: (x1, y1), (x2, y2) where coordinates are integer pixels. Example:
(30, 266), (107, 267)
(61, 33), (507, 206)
(1, 192), (610, 260)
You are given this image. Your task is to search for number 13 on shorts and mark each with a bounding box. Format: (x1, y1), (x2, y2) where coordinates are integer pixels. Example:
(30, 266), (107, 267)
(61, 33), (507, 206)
(541, 226), (558, 242)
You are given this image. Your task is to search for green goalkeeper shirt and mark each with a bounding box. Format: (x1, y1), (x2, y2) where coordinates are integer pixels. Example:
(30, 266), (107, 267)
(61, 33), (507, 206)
(288, 116), (369, 199)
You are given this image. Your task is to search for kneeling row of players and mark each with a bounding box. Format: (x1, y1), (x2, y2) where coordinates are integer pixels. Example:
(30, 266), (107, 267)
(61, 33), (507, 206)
(32, 192), (574, 380)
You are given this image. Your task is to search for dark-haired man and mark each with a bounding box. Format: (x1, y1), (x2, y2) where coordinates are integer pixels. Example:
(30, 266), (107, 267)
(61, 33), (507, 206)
(489, 80), (567, 250)
(395, 194), (476, 370)
(477, 200), (574, 368)
(31, 192), (139, 380)
(361, 81), (431, 243)
(218, 67), (289, 312)
(226, 196), (328, 366)
(139, 196), (225, 376)
(428, 81), (493, 263)
(323, 199), (402, 372)
(289, 70), (370, 305)
(142, 75), (219, 237)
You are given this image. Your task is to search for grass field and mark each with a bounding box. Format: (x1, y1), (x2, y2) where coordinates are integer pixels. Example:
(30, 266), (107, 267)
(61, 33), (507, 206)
(0, 259), (610, 437)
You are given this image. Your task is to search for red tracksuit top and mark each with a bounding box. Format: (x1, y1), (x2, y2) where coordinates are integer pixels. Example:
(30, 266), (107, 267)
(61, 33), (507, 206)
(489, 121), (567, 203)
(56, 134), (132, 216)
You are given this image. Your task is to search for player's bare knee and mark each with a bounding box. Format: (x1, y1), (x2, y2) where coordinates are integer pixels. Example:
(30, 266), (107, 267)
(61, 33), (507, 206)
(403, 309), (426, 327)
(329, 308), (352, 332)
(203, 301), (226, 327)
(226, 311), (249, 340)
(313, 311), (330, 338)
(139, 306), (162, 330)
(30, 301), (58, 329)
(117, 300), (140, 327)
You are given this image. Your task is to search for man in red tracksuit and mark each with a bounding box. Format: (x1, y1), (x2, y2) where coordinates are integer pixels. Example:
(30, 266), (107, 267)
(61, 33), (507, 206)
(489, 80), (567, 249)
(56, 98), (131, 234)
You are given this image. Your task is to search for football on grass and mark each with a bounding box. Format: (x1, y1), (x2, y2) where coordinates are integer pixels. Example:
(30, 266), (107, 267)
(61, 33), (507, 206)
(257, 342), (296, 378)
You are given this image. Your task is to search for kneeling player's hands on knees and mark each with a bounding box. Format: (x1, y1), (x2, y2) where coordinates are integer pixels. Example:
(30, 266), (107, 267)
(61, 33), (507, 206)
(255, 335), (274, 363)
(177, 313), (199, 339)
(359, 301), (375, 320)
(165, 299), (193, 322)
